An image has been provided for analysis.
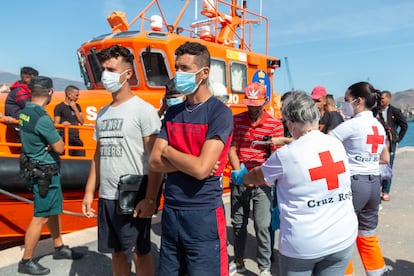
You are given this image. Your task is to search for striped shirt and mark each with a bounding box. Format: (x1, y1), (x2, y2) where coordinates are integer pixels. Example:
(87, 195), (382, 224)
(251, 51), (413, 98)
(232, 111), (283, 170)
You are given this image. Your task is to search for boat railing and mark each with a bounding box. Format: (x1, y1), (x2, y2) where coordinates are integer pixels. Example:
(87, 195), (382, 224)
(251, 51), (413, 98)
(54, 123), (96, 159)
(0, 119), (95, 159)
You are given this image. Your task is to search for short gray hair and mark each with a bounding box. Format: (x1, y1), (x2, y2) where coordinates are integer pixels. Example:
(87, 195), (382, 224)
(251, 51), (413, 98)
(282, 92), (320, 124)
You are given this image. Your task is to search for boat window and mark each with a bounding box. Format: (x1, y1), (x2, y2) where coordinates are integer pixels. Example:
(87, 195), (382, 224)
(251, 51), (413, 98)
(141, 51), (170, 87)
(230, 62), (247, 93)
(90, 33), (112, 42)
(210, 59), (226, 86)
(87, 49), (103, 86)
(113, 31), (141, 38)
(146, 32), (168, 40)
(77, 51), (92, 89)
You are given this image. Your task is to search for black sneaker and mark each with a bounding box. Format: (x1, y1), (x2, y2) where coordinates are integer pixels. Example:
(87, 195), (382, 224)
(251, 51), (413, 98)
(52, 245), (83, 260)
(18, 259), (50, 275)
(229, 259), (246, 275)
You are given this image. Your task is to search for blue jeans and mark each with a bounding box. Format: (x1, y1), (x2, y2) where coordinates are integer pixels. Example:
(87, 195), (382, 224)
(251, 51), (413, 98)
(279, 244), (354, 276)
(231, 183), (272, 270)
(381, 142), (396, 194)
(270, 184), (280, 253)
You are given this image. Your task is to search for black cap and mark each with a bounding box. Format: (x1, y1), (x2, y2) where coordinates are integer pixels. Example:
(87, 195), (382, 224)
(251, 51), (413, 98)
(29, 76), (53, 91)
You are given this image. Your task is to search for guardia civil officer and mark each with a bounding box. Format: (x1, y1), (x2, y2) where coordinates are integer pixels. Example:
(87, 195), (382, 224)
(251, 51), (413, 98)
(18, 76), (82, 275)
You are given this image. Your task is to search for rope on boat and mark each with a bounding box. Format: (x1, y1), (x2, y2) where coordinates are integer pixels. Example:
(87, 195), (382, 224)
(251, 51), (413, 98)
(0, 188), (95, 218)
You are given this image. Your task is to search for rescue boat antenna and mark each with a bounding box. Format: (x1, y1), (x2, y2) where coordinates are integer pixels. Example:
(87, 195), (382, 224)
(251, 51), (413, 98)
(194, 0), (198, 36)
(284, 56), (295, 91)
(259, 0), (263, 16)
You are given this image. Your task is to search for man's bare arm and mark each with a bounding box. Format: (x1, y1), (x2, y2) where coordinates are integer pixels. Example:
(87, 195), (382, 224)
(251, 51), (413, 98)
(135, 134), (165, 218)
(149, 138), (179, 173)
(161, 136), (225, 180)
(82, 142), (100, 217)
(228, 144), (241, 170)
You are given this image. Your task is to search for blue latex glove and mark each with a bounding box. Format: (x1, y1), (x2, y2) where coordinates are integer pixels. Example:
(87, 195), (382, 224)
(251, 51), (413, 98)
(231, 163), (248, 185)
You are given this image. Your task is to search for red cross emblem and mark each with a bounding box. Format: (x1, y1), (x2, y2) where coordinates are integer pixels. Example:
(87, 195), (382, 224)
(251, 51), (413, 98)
(309, 151), (346, 190)
(366, 126), (384, 153)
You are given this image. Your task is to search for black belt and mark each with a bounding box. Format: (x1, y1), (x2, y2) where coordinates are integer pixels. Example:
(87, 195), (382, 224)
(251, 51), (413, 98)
(352, 174), (377, 180)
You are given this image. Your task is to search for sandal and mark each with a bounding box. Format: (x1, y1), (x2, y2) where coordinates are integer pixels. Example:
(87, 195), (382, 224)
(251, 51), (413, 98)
(381, 193), (390, 201)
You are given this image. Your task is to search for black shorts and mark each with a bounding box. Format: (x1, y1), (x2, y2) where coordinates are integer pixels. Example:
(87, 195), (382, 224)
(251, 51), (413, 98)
(98, 198), (151, 261)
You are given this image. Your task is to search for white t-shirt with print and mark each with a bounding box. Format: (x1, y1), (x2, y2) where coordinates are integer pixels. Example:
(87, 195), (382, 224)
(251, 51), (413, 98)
(94, 96), (161, 200)
(330, 110), (386, 176)
(261, 130), (357, 259)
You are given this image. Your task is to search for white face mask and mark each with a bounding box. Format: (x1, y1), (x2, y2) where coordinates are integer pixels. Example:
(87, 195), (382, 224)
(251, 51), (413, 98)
(342, 99), (356, 117)
(101, 70), (128, 93)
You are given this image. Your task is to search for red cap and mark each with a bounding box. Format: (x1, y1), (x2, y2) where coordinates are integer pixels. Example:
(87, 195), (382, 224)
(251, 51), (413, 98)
(311, 85), (327, 100)
(243, 82), (267, 106)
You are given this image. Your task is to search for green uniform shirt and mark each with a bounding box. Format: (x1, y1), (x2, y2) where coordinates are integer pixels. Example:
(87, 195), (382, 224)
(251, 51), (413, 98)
(19, 102), (61, 165)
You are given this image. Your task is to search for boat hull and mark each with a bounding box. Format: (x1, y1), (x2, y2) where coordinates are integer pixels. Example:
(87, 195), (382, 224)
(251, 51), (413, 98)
(0, 157), (98, 248)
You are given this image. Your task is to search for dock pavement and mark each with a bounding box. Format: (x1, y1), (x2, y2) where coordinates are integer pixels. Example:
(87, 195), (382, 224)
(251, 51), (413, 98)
(1, 148), (413, 275)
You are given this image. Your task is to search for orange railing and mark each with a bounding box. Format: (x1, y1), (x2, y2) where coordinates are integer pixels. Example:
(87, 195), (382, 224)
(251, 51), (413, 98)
(0, 119), (95, 158)
(54, 124), (95, 158)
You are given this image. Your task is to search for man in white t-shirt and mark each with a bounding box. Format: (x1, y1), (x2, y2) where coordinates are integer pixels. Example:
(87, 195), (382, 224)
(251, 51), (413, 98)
(82, 45), (163, 276)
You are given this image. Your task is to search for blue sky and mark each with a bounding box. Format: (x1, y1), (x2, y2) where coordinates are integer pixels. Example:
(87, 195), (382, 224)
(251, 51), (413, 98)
(1, 0), (413, 97)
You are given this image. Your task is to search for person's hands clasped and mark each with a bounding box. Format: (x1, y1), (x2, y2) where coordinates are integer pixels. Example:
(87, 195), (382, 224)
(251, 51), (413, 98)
(231, 163), (248, 185)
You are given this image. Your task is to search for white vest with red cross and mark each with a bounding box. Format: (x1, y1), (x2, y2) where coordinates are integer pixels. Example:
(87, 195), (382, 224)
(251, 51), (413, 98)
(330, 110), (386, 176)
(261, 130), (358, 259)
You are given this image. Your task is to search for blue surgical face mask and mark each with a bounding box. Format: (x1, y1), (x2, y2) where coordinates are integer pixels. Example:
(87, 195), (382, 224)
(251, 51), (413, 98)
(166, 96), (184, 107)
(101, 70), (128, 93)
(174, 68), (204, 95)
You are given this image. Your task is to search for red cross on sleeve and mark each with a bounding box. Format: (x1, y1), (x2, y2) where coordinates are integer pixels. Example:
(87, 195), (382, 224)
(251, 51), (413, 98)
(366, 126), (384, 153)
(309, 151), (346, 190)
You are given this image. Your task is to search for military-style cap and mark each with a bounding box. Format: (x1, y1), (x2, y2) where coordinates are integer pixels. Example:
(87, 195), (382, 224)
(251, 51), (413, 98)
(29, 76), (53, 91)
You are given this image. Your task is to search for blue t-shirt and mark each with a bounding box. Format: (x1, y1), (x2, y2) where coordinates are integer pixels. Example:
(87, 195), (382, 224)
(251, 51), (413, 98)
(159, 96), (233, 209)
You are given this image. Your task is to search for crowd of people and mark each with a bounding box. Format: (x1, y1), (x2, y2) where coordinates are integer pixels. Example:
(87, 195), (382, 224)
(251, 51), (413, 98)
(2, 42), (407, 276)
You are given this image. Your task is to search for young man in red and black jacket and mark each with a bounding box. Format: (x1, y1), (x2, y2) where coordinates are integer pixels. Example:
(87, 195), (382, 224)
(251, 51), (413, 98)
(5, 66), (39, 120)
